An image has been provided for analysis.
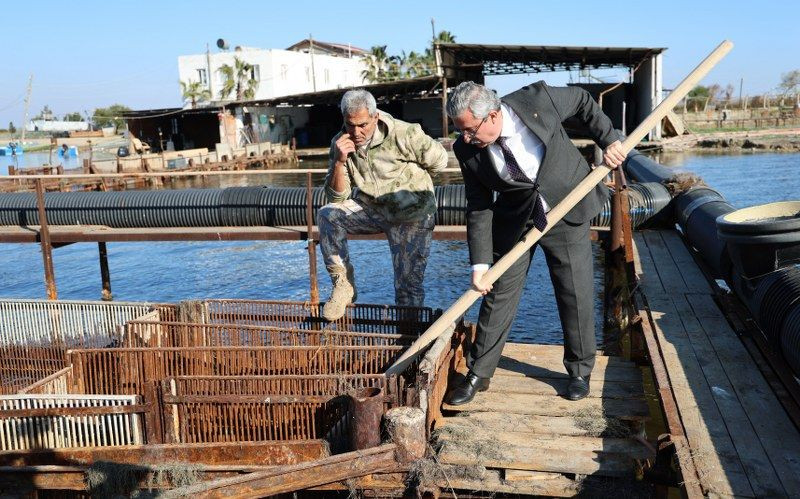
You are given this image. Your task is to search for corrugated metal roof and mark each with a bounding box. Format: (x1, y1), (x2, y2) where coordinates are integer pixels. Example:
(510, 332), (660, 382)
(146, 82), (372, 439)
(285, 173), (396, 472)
(438, 43), (666, 75)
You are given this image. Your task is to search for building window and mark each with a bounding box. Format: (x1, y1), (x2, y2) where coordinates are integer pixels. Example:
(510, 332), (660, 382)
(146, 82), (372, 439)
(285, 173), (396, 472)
(197, 68), (208, 85)
(250, 64), (260, 81)
(281, 65), (288, 80)
(324, 69), (330, 84)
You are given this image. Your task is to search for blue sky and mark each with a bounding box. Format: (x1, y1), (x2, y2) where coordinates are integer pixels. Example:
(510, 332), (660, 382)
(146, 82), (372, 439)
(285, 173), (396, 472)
(2, 0), (798, 127)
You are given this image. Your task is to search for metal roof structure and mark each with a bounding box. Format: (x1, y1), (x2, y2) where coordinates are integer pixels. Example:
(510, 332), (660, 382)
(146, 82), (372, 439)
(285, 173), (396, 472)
(437, 43), (666, 75)
(235, 75), (443, 108)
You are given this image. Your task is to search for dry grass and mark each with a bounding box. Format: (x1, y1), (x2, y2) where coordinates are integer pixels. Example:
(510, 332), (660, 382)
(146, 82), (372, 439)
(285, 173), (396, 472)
(85, 461), (146, 498)
(431, 424), (507, 463)
(571, 407), (632, 438)
(662, 173), (706, 196)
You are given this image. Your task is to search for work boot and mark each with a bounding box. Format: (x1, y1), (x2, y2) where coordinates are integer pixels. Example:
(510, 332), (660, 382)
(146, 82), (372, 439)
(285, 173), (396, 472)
(323, 264), (356, 321)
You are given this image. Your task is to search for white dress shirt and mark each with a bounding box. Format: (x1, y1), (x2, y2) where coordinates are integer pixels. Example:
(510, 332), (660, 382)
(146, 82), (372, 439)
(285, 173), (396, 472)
(473, 104), (548, 272)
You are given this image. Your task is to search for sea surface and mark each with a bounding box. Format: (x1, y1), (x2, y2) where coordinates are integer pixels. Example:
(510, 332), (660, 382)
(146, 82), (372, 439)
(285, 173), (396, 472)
(1, 151), (798, 345)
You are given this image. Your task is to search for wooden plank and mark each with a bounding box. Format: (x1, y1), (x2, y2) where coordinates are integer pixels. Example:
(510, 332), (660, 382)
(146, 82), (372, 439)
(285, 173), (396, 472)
(437, 411), (608, 437)
(659, 231), (710, 293)
(688, 293), (800, 496)
(432, 465), (579, 497)
(435, 427), (652, 459)
(437, 439), (636, 477)
(163, 444), (399, 498)
(442, 391), (649, 420)
(646, 295), (753, 496)
(501, 343), (636, 367)
(492, 357), (643, 383)
(482, 372), (645, 400)
(633, 232), (666, 295)
(642, 231), (689, 294)
(673, 294), (785, 497)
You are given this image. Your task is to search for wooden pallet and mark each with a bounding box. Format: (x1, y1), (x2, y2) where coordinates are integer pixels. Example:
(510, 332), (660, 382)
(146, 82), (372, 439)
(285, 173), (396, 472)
(434, 343), (652, 496)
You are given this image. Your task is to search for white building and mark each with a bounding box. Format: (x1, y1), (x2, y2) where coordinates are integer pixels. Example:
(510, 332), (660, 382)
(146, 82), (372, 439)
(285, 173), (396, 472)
(177, 40), (369, 104)
(25, 120), (90, 133)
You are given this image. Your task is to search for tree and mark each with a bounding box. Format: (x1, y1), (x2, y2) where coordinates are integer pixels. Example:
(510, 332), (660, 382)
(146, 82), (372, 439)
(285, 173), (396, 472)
(687, 85), (710, 111)
(778, 69), (800, 98)
(361, 30), (456, 83)
(63, 112), (83, 121)
(33, 105), (54, 121)
(93, 104), (131, 129)
(361, 45), (393, 83)
(180, 80), (212, 108)
(8, 122), (15, 134)
(217, 57), (258, 101)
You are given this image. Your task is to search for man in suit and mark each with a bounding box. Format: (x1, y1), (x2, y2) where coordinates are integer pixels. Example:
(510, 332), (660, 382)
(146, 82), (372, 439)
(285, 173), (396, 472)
(444, 81), (626, 404)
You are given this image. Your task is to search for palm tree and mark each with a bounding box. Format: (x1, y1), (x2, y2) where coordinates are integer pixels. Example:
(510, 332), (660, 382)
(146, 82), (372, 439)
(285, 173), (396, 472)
(422, 31), (457, 73)
(403, 51), (432, 78)
(218, 57), (259, 101)
(361, 45), (392, 83)
(435, 30), (456, 44)
(180, 80), (212, 108)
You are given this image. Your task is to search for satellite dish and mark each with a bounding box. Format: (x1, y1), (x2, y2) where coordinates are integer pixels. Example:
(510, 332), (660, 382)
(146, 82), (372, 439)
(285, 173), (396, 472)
(216, 39), (229, 50)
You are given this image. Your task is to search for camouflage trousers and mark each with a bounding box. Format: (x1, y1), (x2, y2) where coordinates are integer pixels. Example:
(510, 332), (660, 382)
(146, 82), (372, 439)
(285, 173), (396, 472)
(317, 198), (434, 307)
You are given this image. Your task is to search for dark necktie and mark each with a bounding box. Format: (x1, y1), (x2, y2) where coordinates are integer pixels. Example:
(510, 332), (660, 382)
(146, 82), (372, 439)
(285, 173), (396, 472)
(495, 136), (548, 232)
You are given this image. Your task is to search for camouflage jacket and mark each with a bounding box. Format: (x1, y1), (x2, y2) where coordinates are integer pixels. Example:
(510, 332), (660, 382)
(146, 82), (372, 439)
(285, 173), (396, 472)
(324, 111), (448, 223)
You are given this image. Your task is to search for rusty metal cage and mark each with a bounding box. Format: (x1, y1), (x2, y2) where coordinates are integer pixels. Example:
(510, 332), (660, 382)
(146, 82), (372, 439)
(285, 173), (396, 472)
(122, 321), (415, 348)
(68, 345), (404, 397)
(195, 299), (438, 335)
(161, 375), (389, 444)
(0, 299), (165, 394)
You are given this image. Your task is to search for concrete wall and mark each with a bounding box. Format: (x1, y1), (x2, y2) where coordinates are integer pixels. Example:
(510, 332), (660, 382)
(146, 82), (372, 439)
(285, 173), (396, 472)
(178, 48), (367, 103)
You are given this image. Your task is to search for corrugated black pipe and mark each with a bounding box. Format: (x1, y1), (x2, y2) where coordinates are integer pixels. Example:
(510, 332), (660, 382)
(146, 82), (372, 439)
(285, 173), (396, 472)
(0, 184), (670, 229)
(624, 149), (800, 377)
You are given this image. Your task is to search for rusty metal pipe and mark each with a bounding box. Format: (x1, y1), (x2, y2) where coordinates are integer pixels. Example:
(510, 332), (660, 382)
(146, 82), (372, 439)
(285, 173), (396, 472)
(98, 242), (112, 301)
(306, 172), (319, 303)
(349, 386), (384, 450)
(35, 179), (57, 300)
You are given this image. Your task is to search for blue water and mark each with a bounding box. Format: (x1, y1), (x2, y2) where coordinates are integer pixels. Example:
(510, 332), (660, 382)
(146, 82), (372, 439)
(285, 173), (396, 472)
(2, 152), (797, 345)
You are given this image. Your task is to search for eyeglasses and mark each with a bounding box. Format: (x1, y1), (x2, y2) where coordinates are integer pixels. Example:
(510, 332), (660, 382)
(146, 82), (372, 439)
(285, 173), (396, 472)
(460, 117), (487, 141)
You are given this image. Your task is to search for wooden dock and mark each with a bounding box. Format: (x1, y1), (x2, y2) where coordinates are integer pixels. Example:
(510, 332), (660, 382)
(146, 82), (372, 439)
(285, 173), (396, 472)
(432, 343), (653, 496)
(634, 229), (800, 497)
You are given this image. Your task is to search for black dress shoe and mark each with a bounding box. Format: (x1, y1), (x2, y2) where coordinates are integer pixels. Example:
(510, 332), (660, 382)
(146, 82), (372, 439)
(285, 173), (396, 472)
(566, 375), (591, 401)
(445, 372), (490, 406)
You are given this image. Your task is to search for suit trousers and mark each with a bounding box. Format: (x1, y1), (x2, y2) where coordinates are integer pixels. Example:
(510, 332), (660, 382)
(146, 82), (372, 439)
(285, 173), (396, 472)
(467, 217), (597, 379)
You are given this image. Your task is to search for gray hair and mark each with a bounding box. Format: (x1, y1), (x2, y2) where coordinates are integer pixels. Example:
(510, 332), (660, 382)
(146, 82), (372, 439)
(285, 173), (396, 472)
(446, 81), (500, 119)
(340, 89), (377, 116)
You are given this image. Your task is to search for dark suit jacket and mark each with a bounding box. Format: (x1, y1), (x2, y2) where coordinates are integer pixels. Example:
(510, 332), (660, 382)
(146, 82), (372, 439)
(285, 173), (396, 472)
(453, 81), (619, 265)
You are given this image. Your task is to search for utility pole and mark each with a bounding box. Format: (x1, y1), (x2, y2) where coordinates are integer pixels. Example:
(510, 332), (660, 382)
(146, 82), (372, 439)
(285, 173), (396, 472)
(20, 74), (33, 143)
(739, 78), (743, 108)
(309, 34), (317, 92)
(431, 18), (436, 43)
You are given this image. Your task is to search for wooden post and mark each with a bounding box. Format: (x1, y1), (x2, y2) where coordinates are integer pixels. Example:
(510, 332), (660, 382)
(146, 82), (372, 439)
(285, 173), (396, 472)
(441, 77), (449, 138)
(35, 179), (57, 300)
(385, 407), (425, 464)
(98, 242), (112, 301)
(305, 172), (319, 303)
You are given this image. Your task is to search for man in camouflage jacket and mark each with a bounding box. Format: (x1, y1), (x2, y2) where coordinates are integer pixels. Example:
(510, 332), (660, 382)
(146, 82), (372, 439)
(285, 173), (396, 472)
(319, 89), (448, 321)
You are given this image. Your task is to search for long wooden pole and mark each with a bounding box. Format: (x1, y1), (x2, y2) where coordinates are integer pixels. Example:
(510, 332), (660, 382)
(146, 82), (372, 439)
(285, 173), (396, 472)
(386, 40), (733, 376)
